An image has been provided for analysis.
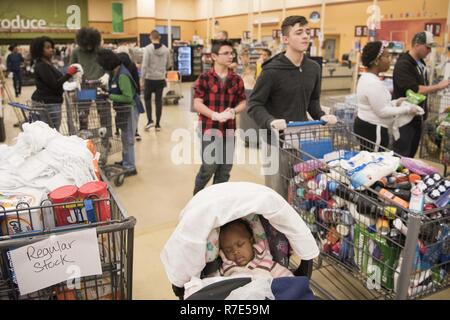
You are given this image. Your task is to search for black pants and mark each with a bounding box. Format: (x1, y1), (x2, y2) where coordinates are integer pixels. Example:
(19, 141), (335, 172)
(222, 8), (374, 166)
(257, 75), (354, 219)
(12, 71), (22, 96)
(393, 117), (423, 157)
(353, 117), (389, 152)
(144, 79), (165, 125)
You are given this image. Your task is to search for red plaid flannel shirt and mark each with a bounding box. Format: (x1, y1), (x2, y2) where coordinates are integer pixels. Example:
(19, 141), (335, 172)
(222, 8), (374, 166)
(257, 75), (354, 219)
(194, 68), (246, 136)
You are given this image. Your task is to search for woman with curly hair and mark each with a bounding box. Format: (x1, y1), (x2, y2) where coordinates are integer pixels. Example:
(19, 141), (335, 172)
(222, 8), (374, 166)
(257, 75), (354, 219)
(30, 36), (80, 130)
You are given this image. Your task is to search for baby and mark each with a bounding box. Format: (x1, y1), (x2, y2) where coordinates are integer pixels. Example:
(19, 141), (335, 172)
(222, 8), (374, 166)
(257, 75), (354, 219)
(218, 219), (293, 278)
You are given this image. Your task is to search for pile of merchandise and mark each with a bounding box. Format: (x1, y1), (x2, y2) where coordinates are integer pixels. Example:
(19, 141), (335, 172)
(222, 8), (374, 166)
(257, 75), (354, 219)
(0, 121), (108, 235)
(288, 149), (449, 297)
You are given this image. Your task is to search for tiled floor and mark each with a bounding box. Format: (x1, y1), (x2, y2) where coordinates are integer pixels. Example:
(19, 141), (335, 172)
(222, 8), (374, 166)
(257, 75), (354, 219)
(2, 80), (449, 300)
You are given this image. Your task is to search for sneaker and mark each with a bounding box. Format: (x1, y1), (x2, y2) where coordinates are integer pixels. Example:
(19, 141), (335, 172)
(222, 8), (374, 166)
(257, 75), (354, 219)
(155, 125), (161, 132)
(144, 121), (154, 131)
(135, 133), (142, 141)
(124, 169), (138, 177)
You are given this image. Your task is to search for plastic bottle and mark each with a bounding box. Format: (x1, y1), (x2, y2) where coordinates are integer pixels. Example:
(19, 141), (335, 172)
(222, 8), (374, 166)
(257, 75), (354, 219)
(375, 187), (409, 209)
(409, 184), (425, 213)
(335, 185), (398, 219)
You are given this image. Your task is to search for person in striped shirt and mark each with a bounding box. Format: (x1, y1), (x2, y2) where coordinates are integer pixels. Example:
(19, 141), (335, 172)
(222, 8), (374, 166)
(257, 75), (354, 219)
(219, 219), (293, 278)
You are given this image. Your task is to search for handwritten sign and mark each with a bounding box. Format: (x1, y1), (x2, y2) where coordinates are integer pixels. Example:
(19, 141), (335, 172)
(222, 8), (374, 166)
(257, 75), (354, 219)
(9, 228), (102, 295)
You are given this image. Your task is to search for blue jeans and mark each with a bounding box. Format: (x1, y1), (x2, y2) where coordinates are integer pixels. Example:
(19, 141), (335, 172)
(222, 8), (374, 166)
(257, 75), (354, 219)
(32, 101), (62, 131)
(193, 134), (235, 195)
(121, 106), (139, 170)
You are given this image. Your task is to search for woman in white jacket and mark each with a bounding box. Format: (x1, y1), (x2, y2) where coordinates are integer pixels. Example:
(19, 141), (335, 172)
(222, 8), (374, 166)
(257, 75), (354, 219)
(354, 41), (422, 151)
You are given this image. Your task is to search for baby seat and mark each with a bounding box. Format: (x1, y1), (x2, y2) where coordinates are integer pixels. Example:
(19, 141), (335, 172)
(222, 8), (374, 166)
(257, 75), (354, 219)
(160, 182), (320, 300)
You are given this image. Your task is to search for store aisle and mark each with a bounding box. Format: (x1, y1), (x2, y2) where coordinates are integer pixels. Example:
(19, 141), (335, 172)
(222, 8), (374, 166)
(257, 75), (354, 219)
(2, 81), (264, 299)
(3, 81), (449, 300)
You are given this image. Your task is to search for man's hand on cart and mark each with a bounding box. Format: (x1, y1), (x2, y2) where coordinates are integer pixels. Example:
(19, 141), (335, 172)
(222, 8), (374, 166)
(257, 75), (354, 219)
(98, 73), (110, 87)
(270, 119), (287, 131)
(320, 114), (338, 125)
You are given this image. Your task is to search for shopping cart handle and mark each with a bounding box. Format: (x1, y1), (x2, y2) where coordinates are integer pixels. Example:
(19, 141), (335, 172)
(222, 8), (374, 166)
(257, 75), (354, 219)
(8, 102), (31, 111)
(287, 120), (326, 127)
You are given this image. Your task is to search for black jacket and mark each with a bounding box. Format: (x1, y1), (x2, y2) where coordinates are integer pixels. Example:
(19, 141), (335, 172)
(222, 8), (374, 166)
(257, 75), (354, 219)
(247, 52), (324, 129)
(393, 51), (428, 113)
(31, 59), (71, 104)
(6, 52), (23, 73)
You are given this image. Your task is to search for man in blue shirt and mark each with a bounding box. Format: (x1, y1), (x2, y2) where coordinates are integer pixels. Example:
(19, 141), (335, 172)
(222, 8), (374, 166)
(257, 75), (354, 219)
(6, 44), (24, 98)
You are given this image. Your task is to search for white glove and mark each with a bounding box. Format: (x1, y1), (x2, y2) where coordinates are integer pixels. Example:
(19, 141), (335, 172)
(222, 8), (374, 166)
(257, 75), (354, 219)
(98, 73), (110, 87)
(320, 114), (338, 125)
(212, 110), (233, 123)
(226, 108), (236, 120)
(408, 105), (425, 116)
(270, 119), (287, 131)
(395, 97), (407, 107)
(70, 63), (84, 75)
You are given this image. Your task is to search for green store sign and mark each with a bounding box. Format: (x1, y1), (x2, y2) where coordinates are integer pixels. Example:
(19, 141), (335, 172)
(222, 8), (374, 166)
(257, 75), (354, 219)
(0, 0), (88, 38)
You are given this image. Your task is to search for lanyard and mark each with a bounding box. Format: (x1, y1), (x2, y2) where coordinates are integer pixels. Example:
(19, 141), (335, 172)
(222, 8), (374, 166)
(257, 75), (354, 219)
(416, 61), (427, 84)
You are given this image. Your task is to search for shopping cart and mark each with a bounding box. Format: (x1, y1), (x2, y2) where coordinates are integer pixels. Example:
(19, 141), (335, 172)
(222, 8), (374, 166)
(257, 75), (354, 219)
(268, 121), (449, 300)
(420, 92), (450, 176)
(0, 181), (136, 300)
(163, 71), (183, 105)
(9, 85), (133, 187)
(321, 94), (358, 130)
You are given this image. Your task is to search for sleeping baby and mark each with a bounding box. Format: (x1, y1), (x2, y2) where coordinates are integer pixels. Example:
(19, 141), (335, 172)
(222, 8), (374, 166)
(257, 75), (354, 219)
(219, 219), (293, 278)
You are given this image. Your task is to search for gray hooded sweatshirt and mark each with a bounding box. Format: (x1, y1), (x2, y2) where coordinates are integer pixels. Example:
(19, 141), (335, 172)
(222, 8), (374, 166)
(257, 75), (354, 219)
(141, 43), (171, 81)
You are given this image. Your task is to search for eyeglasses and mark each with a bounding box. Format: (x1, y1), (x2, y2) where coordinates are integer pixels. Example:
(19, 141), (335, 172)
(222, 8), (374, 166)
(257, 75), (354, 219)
(217, 51), (236, 57)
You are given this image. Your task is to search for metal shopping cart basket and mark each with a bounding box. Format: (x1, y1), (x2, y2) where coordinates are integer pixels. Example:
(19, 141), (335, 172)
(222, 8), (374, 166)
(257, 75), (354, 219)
(420, 92), (450, 176)
(9, 83), (133, 187)
(0, 181), (136, 300)
(163, 70), (183, 105)
(266, 120), (449, 300)
(321, 95), (358, 130)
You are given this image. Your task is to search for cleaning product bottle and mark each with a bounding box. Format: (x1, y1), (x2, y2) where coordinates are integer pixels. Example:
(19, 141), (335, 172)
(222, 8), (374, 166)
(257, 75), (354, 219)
(375, 186), (409, 209)
(409, 184), (425, 214)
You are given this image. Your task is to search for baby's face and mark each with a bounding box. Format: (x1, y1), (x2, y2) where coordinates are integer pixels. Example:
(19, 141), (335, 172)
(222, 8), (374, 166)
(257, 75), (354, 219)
(220, 225), (254, 266)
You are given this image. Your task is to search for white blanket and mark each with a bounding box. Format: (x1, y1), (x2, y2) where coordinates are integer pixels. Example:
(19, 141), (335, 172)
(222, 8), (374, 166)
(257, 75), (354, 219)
(0, 121), (96, 193)
(160, 182), (319, 288)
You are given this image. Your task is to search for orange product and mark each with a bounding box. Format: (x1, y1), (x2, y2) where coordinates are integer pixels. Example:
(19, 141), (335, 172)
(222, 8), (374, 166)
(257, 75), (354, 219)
(378, 188), (409, 209)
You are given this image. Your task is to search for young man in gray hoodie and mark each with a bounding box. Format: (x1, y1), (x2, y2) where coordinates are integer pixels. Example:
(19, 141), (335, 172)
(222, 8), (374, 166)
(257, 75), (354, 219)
(248, 16), (336, 130)
(141, 30), (171, 131)
(247, 16), (336, 199)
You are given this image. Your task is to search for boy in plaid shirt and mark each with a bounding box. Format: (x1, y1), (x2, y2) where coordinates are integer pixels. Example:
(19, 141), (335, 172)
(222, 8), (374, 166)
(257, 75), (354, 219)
(193, 40), (246, 195)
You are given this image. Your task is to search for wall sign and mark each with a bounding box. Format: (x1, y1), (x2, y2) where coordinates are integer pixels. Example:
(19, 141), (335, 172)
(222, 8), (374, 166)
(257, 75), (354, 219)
(272, 29), (282, 38)
(0, 0), (87, 32)
(355, 26), (369, 37)
(112, 2), (124, 33)
(9, 228), (102, 296)
(310, 28), (322, 38)
(425, 23), (441, 37)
